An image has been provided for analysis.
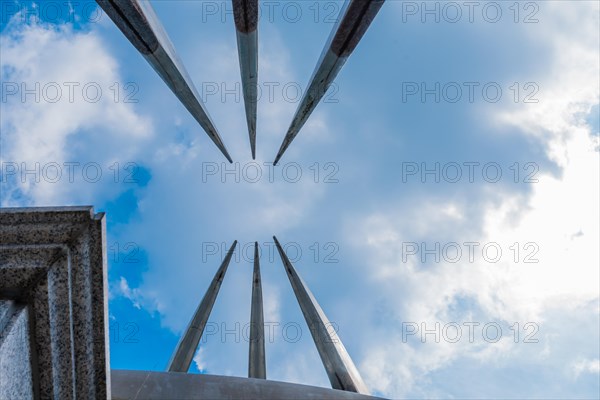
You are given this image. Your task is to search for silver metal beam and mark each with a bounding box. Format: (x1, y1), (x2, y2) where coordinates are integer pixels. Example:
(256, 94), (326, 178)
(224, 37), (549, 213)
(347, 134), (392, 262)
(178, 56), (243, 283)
(273, 236), (369, 394)
(273, 0), (385, 165)
(248, 242), (266, 379)
(232, 0), (259, 159)
(96, 0), (233, 163)
(167, 241), (237, 372)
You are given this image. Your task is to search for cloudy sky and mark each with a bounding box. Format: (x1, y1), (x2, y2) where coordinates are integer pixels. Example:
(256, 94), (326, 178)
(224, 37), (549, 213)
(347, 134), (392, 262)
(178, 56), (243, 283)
(1, 0), (599, 398)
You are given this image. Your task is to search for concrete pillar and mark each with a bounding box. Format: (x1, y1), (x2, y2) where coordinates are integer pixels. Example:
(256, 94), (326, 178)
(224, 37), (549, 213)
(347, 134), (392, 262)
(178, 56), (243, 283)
(96, 0), (233, 162)
(232, 0), (259, 159)
(167, 241), (237, 372)
(0, 207), (110, 399)
(273, 236), (369, 394)
(248, 242), (266, 378)
(273, 0), (385, 165)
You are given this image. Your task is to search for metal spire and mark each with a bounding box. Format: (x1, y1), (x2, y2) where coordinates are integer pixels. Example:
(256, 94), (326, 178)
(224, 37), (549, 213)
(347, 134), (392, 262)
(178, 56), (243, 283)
(167, 241), (237, 372)
(96, 0), (233, 163)
(273, 0), (385, 165)
(273, 236), (369, 394)
(232, 0), (259, 159)
(248, 242), (266, 379)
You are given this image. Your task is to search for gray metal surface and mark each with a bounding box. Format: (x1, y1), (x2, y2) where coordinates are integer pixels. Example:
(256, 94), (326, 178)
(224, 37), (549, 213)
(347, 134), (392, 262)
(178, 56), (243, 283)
(273, 0), (385, 165)
(111, 370), (386, 400)
(273, 236), (369, 394)
(249, 242), (266, 379)
(233, 0), (259, 159)
(167, 241), (237, 372)
(96, 0), (233, 162)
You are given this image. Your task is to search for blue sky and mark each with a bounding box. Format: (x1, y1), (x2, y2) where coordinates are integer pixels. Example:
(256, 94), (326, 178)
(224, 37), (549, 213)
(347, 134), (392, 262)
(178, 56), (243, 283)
(1, 0), (599, 398)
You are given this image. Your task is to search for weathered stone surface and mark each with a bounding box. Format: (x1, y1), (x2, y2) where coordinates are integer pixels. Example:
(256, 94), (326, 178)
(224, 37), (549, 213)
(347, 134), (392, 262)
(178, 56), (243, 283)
(0, 304), (34, 399)
(0, 206), (110, 399)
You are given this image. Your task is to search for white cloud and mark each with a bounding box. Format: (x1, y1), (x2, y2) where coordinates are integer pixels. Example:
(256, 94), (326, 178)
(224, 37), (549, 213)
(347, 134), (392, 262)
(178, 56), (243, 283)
(354, 2), (600, 397)
(193, 347), (208, 372)
(116, 277), (142, 310)
(572, 358), (600, 379)
(0, 15), (153, 206)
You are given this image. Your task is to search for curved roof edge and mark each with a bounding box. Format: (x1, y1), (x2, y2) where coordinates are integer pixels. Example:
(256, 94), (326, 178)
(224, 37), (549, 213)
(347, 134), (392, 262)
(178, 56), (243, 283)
(111, 370), (387, 400)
